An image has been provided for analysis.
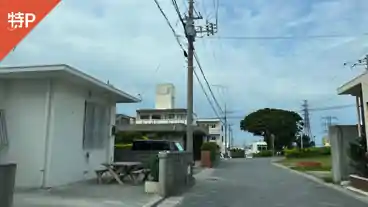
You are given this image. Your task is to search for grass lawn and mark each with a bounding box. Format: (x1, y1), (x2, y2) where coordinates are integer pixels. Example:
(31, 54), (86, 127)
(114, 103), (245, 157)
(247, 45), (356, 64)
(277, 156), (332, 171)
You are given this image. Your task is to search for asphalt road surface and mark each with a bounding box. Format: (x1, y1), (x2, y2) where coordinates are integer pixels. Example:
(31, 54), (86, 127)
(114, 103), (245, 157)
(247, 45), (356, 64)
(173, 158), (368, 207)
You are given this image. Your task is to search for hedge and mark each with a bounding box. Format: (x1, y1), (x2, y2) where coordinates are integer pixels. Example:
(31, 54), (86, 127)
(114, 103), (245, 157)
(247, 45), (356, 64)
(284, 147), (331, 158)
(201, 142), (219, 163)
(254, 150), (273, 157)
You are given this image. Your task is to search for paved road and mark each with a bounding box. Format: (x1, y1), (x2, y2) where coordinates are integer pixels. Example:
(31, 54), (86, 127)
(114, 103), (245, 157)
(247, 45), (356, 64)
(171, 158), (367, 207)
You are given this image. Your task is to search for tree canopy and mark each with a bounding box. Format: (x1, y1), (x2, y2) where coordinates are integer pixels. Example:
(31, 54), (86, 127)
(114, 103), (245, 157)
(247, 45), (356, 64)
(240, 108), (303, 150)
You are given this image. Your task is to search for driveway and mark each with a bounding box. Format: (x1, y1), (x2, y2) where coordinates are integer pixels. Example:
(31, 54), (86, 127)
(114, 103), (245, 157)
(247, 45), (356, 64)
(168, 158), (368, 207)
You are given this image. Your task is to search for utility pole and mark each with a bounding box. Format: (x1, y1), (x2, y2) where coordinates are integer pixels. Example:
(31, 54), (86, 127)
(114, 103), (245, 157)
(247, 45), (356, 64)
(321, 116), (338, 133)
(228, 123), (234, 149)
(184, 0), (217, 156)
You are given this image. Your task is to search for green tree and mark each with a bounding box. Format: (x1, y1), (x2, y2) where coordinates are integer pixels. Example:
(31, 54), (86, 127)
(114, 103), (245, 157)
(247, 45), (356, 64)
(240, 108), (303, 150)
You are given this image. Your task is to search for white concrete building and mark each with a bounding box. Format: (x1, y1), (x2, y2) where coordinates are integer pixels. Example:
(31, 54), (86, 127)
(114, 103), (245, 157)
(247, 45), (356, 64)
(116, 114), (136, 125)
(197, 118), (225, 153)
(337, 71), (368, 148)
(135, 108), (197, 125)
(0, 64), (139, 188)
(155, 83), (175, 109)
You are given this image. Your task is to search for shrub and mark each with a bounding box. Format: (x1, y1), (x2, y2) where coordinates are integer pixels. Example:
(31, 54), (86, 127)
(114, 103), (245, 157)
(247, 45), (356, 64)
(284, 147), (331, 158)
(201, 142), (219, 162)
(348, 136), (368, 177)
(147, 155), (159, 182)
(254, 150), (273, 157)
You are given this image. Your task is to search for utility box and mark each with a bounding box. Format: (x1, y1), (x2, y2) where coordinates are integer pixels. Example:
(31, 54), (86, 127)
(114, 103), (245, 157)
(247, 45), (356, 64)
(0, 163), (17, 207)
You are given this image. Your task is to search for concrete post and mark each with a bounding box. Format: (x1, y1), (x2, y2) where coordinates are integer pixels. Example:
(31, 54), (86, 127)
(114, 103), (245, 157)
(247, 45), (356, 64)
(158, 151), (168, 197)
(330, 125), (357, 183)
(0, 163), (16, 207)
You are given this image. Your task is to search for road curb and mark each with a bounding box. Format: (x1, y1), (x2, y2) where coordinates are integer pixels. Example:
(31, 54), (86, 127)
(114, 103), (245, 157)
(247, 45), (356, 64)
(142, 195), (165, 207)
(272, 162), (368, 204)
(143, 168), (213, 207)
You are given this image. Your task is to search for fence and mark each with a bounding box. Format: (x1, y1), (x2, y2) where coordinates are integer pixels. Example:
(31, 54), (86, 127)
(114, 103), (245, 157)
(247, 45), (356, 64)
(114, 149), (158, 164)
(158, 151), (194, 197)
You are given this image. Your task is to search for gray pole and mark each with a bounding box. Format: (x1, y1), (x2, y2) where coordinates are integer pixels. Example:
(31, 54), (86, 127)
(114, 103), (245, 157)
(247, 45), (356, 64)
(224, 103), (227, 155)
(185, 0), (195, 155)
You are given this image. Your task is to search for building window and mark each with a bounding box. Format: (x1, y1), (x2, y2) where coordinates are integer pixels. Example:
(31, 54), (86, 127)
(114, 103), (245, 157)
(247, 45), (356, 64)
(167, 114), (175, 119)
(83, 102), (110, 149)
(221, 126), (223, 131)
(0, 110), (8, 147)
(211, 136), (216, 140)
(211, 124), (216, 128)
(152, 115), (161, 120)
(221, 136), (224, 142)
(140, 115), (149, 119)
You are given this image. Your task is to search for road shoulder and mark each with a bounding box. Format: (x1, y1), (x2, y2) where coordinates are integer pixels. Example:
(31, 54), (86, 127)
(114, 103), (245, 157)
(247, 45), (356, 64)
(272, 162), (368, 204)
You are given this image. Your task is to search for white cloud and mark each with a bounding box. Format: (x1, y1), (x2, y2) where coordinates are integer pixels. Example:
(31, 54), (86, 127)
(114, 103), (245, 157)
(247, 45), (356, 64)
(1, 0), (367, 146)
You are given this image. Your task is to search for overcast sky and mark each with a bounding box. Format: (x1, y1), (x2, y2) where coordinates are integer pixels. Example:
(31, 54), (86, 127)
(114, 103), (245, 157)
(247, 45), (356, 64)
(2, 0), (368, 146)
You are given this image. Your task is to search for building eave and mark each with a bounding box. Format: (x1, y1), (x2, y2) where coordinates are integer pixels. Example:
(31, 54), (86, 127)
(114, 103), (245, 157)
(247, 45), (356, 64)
(0, 64), (141, 103)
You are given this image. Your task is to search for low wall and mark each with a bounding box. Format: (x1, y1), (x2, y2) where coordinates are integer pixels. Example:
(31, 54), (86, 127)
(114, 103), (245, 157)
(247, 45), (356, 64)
(158, 151), (194, 197)
(114, 149), (158, 164)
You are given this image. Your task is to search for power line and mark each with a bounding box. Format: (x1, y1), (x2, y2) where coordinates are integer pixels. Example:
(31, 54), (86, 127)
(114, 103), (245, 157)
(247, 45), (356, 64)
(193, 50), (224, 114)
(153, 0), (223, 122)
(202, 104), (356, 120)
(169, 0), (223, 116)
(195, 33), (368, 40)
(309, 104), (355, 111)
(321, 116), (338, 133)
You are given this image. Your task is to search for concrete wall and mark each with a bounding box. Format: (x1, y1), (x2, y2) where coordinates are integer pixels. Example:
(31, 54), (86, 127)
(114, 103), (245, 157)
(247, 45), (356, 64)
(329, 125), (358, 183)
(0, 79), (116, 188)
(0, 79), (48, 188)
(46, 79), (115, 187)
(158, 151), (194, 197)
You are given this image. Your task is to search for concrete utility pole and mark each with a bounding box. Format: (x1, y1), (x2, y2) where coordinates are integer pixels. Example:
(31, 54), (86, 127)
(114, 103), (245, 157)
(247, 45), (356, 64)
(184, 0), (217, 154)
(228, 123), (234, 149)
(185, 0), (196, 154)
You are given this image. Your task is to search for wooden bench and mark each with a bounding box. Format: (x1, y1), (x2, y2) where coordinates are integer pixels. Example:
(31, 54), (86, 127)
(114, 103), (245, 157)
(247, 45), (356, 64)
(131, 169), (151, 183)
(95, 169), (108, 184)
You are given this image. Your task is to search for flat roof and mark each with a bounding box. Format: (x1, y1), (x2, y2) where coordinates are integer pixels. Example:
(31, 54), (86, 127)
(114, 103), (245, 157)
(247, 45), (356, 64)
(337, 71), (367, 95)
(0, 64), (141, 103)
(116, 114), (136, 119)
(137, 108), (187, 113)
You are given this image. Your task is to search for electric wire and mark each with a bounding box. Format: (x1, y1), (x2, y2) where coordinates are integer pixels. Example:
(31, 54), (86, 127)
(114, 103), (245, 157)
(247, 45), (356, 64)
(153, 0), (223, 122)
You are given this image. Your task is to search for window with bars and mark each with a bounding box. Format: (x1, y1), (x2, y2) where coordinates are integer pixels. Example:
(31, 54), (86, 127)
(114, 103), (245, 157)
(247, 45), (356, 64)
(83, 102), (110, 150)
(0, 110), (8, 147)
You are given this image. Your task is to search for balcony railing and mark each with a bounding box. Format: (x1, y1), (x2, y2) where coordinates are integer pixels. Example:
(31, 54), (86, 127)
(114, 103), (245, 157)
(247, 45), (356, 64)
(208, 128), (221, 135)
(135, 119), (197, 125)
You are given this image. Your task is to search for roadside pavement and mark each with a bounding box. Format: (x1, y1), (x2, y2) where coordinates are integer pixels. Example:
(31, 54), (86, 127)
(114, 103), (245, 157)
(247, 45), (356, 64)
(159, 158), (368, 207)
(13, 180), (161, 207)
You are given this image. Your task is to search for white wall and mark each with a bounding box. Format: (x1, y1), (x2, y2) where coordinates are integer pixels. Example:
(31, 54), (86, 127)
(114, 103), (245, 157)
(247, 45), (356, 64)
(0, 79), (116, 188)
(45, 80), (115, 187)
(155, 84), (175, 109)
(0, 79), (48, 188)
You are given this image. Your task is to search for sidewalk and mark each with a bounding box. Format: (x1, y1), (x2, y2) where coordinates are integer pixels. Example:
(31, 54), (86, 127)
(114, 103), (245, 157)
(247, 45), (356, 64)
(13, 180), (161, 207)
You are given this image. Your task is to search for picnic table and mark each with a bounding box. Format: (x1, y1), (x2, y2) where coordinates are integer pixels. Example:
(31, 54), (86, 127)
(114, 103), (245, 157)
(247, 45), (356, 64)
(100, 162), (143, 184)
